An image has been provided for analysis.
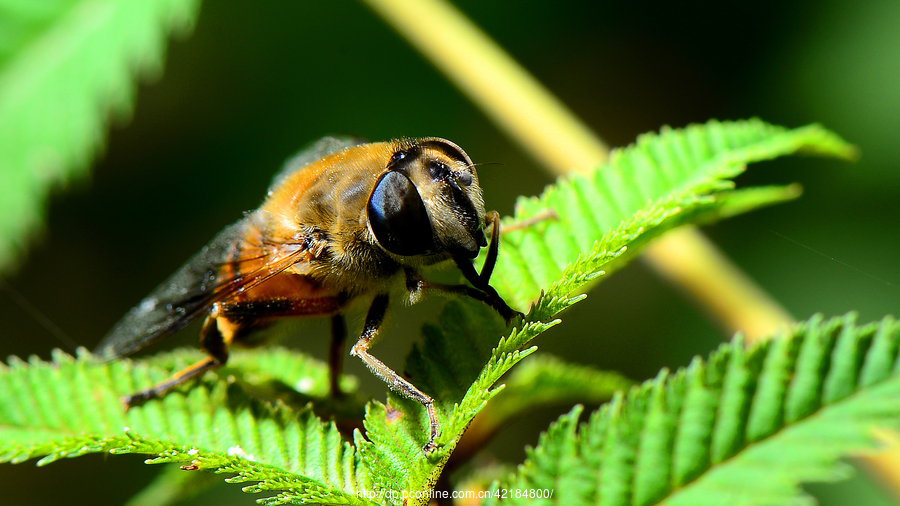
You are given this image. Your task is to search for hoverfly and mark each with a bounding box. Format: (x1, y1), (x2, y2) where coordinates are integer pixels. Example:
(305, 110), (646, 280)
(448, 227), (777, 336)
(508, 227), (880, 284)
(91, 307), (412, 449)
(95, 136), (520, 452)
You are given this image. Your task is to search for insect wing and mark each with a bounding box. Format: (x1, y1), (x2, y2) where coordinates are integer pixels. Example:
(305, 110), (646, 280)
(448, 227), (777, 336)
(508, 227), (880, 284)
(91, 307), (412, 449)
(94, 217), (310, 360)
(268, 135), (365, 192)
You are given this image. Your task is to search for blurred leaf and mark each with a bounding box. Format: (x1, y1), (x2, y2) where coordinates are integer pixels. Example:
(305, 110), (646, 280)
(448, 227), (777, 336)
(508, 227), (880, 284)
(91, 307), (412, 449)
(455, 354), (633, 462)
(467, 354), (632, 436)
(0, 0), (201, 272)
(486, 313), (900, 506)
(124, 463), (220, 506)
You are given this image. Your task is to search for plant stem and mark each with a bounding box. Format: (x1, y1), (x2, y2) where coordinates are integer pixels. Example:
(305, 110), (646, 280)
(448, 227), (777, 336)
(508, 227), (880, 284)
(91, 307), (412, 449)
(364, 0), (792, 342)
(641, 227), (794, 339)
(858, 429), (900, 504)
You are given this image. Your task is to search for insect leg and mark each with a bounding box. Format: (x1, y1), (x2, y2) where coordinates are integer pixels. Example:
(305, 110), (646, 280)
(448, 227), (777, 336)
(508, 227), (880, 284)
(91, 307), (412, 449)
(452, 256), (522, 323)
(442, 211), (523, 323)
(350, 294), (439, 452)
(480, 210), (501, 284)
(479, 209), (557, 283)
(122, 314), (229, 408)
(329, 315), (347, 397)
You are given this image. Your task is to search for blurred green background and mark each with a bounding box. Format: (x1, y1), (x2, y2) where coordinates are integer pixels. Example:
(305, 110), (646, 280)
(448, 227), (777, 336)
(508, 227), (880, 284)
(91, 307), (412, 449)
(1, 0), (899, 504)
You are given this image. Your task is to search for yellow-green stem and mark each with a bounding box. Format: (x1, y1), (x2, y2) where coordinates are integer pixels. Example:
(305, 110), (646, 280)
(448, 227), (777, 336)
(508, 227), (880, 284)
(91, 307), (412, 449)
(364, 0), (793, 342)
(641, 227), (794, 338)
(861, 429), (900, 504)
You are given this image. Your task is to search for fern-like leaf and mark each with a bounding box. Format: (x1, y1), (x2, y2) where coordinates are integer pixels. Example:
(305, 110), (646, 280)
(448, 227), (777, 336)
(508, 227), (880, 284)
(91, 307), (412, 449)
(0, 0), (201, 271)
(488, 312), (900, 506)
(0, 348), (375, 505)
(488, 119), (855, 311)
(0, 120), (854, 505)
(355, 119), (854, 503)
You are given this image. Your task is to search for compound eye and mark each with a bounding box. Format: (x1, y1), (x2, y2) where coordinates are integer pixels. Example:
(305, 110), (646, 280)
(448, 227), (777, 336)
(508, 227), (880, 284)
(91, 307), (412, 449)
(367, 171), (434, 256)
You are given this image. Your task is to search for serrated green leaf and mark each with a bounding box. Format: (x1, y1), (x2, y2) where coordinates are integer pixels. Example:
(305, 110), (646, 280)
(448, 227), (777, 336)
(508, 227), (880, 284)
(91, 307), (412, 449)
(489, 313), (900, 506)
(0, 0), (201, 272)
(0, 119), (856, 506)
(0, 348), (376, 505)
(354, 119), (854, 502)
(485, 119), (855, 312)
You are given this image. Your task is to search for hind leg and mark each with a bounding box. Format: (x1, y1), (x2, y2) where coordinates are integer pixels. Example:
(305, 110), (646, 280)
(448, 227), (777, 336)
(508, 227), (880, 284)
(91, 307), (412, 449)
(329, 315), (347, 397)
(122, 313), (229, 408)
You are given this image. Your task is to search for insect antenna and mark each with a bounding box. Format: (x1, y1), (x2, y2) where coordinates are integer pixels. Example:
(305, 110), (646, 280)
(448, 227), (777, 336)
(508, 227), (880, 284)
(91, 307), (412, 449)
(466, 161), (504, 170)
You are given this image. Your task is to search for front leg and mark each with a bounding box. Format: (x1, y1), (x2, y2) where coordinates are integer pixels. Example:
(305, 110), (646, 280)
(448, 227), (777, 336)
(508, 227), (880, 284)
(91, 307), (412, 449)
(329, 315), (347, 398)
(350, 294), (440, 453)
(450, 210), (523, 323)
(452, 256), (522, 324)
(479, 210), (502, 284)
(406, 210), (520, 323)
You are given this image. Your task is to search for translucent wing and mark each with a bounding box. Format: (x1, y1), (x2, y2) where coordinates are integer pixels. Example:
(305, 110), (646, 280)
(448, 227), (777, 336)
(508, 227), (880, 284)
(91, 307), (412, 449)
(94, 216), (312, 359)
(268, 135), (365, 192)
